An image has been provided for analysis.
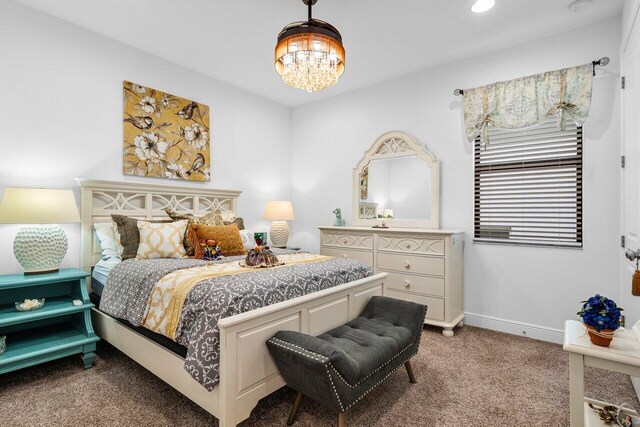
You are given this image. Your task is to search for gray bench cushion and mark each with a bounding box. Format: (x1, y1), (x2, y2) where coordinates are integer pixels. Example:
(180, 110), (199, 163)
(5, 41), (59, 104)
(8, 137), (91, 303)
(267, 296), (426, 412)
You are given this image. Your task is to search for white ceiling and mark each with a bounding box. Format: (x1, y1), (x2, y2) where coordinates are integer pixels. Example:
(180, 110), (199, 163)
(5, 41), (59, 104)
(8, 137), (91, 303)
(13, 0), (623, 107)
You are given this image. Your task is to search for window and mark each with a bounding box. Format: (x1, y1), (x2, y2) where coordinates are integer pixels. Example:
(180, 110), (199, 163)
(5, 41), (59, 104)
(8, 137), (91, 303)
(474, 119), (582, 248)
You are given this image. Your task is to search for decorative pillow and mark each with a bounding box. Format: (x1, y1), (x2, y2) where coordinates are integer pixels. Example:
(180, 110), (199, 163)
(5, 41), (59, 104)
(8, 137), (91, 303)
(239, 229), (257, 251)
(164, 208), (225, 226)
(190, 224), (247, 258)
(164, 208), (226, 256)
(111, 214), (173, 260)
(111, 220), (125, 258)
(136, 220), (188, 259)
(93, 223), (120, 260)
(224, 217), (245, 231)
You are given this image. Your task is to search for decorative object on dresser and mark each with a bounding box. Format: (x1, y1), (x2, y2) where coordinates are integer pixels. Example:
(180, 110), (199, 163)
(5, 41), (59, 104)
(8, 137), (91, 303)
(320, 226), (463, 336)
(577, 294), (623, 347)
(333, 208), (346, 227)
(263, 201), (295, 248)
(0, 188), (81, 275)
(267, 296), (426, 427)
(123, 81), (211, 181)
(0, 269), (99, 374)
(354, 131), (440, 229)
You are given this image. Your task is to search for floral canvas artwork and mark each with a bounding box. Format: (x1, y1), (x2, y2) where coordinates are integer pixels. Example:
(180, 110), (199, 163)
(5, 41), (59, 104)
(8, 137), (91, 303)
(123, 81), (210, 181)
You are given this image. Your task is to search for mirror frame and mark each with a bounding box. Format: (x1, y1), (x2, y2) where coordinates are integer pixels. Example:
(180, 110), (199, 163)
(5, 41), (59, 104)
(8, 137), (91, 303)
(353, 130), (440, 228)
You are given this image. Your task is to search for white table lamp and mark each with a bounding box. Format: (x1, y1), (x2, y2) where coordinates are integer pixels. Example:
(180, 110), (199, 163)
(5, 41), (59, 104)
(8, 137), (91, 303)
(0, 188), (80, 275)
(263, 201), (295, 248)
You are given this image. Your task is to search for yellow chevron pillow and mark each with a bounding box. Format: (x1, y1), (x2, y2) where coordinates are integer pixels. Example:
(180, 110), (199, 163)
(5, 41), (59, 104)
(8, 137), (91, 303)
(136, 220), (188, 259)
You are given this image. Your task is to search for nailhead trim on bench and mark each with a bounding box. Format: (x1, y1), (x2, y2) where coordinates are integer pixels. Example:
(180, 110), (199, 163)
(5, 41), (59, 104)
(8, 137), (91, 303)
(268, 338), (330, 363)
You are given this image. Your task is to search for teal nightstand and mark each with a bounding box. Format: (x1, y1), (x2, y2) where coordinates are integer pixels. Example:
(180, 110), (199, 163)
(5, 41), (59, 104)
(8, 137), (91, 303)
(0, 268), (99, 374)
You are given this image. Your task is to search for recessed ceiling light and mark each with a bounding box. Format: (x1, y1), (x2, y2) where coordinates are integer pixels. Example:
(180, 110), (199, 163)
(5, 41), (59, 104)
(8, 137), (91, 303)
(471, 0), (495, 13)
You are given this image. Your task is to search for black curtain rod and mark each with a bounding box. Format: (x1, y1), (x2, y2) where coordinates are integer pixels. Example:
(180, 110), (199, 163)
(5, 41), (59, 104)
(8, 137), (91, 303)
(453, 56), (610, 96)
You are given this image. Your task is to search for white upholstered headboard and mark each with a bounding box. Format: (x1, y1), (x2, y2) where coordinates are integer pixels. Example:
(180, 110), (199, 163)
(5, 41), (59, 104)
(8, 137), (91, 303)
(78, 179), (241, 271)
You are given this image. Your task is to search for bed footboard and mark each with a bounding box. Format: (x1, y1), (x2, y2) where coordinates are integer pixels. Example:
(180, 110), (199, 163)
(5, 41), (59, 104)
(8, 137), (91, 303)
(216, 272), (387, 426)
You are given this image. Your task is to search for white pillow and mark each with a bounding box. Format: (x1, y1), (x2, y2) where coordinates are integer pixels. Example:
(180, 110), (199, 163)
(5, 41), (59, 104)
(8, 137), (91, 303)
(240, 229), (257, 250)
(94, 223), (121, 260)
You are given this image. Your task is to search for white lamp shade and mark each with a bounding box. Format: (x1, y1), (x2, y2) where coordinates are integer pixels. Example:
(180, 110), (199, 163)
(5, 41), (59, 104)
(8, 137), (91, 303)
(263, 201), (295, 221)
(0, 188), (80, 224)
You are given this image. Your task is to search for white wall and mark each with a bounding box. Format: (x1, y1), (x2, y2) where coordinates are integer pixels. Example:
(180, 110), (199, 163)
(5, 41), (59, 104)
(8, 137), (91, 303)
(0, 1), (625, 338)
(0, 0), (292, 275)
(289, 18), (622, 336)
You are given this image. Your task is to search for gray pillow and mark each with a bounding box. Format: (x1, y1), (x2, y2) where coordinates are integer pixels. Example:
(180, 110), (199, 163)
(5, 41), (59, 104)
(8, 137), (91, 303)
(224, 217), (245, 231)
(111, 214), (172, 260)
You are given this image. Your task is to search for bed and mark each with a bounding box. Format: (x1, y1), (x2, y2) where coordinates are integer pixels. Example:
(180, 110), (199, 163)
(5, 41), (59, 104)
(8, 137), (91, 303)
(78, 179), (387, 427)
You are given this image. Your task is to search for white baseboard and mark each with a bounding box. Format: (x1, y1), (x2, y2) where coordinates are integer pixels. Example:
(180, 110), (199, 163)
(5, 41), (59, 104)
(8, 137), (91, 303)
(463, 312), (564, 345)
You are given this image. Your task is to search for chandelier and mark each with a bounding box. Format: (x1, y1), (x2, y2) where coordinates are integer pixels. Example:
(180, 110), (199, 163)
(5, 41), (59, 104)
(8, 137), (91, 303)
(274, 0), (345, 93)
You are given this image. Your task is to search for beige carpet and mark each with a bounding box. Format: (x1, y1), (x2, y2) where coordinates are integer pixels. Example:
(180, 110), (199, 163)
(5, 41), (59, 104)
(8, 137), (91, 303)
(1, 325), (638, 426)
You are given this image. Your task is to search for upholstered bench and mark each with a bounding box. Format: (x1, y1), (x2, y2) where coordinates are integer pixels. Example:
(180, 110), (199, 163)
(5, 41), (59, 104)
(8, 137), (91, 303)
(267, 296), (427, 427)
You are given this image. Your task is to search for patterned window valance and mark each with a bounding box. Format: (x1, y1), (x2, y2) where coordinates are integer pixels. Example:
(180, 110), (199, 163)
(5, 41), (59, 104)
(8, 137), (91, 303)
(462, 63), (593, 143)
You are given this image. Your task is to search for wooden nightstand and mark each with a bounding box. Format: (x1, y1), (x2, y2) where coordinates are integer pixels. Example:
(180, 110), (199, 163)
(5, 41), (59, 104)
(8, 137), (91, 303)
(564, 320), (640, 426)
(0, 268), (99, 374)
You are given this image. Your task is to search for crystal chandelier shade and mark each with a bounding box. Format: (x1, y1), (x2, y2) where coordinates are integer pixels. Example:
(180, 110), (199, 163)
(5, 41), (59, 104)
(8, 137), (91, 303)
(274, 1), (345, 93)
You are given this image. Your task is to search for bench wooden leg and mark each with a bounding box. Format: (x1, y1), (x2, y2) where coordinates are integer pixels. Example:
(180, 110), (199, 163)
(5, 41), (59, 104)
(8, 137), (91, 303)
(337, 412), (346, 427)
(287, 391), (304, 426)
(405, 360), (416, 383)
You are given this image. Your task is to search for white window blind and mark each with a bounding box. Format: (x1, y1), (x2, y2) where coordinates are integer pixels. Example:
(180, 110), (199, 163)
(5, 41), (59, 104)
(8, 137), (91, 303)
(474, 120), (583, 248)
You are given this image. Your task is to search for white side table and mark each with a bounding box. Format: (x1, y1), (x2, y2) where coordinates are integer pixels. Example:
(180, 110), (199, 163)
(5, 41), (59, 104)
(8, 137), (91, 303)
(563, 320), (640, 426)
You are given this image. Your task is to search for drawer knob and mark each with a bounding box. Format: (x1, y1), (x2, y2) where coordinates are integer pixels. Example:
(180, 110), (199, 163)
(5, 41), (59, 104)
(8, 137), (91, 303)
(403, 280), (410, 288)
(406, 243), (411, 249)
(403, 261), (410, 268)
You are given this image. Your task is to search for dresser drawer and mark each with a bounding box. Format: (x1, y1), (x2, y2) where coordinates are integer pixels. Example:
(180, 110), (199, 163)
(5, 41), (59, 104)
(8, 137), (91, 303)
(321, 232), (373, 250)
(385, 290), (445, 322)
(377, 253), (445, 276)
(321, 247), (374, 268)
(385, 272), (445, 297)
(378, 235), (445, 255)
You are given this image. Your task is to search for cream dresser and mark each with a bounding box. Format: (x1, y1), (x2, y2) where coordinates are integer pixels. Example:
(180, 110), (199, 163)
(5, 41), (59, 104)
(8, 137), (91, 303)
(319, 226), (464, 336)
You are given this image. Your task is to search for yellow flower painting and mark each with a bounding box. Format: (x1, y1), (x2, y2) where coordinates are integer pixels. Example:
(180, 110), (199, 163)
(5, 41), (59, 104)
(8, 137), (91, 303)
(123, 81), (210, 181)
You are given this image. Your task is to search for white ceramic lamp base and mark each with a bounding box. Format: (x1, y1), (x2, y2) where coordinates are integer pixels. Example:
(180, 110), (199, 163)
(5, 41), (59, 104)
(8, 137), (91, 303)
(14, 224), (68, 275)
(269, 220), (289, 248)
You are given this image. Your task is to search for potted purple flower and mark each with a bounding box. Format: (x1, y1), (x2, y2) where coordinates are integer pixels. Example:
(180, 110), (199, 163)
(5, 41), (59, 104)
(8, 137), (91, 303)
(577, 294), (623, 347)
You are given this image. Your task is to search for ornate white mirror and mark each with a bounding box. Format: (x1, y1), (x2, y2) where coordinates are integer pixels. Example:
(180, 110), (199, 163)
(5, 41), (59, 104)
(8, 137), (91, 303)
(353, 131), (440, 228)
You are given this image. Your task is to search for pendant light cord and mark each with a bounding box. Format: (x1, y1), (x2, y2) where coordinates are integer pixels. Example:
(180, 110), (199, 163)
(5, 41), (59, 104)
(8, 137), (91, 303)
(308, 0), (312, 21)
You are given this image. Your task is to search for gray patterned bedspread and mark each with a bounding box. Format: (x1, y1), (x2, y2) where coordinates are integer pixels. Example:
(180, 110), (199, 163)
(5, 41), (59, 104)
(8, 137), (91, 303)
(99, 251), (374, 391)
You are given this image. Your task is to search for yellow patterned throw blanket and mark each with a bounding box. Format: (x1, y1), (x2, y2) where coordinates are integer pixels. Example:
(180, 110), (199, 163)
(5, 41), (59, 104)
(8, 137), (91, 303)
(142, 253), (330, 338)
